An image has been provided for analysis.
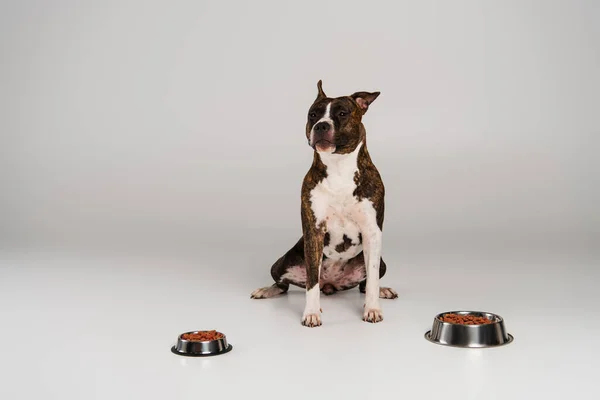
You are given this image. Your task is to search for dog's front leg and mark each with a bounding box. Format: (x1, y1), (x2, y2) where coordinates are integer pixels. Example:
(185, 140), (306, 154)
(356, 202), (384, 323)
(301, 209), (324, 327)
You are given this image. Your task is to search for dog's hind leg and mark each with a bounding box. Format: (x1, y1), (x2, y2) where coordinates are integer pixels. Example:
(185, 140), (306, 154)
(250, 282), (289, 299)
(250, 255), (291, 299)
(251, 238), (305, 299)
(358, 258), (398, 299)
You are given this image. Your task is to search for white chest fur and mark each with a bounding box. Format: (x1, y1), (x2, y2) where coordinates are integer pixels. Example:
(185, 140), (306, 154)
(309, 143), (364, 261)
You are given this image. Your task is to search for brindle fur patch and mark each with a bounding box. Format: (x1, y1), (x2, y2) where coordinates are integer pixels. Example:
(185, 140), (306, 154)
(300, 153), (328, 290)
(353, 144), (385, 230)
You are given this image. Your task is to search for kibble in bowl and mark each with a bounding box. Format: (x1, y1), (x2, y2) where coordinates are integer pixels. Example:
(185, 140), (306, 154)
(181, 330), (225, 342)
(439, 313), (494, 325)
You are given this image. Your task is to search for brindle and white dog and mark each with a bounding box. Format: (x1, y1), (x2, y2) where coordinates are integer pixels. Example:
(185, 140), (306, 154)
(251, 81), (397, 327)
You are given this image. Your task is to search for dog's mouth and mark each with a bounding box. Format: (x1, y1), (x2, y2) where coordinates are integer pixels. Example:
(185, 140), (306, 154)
(313, 139), (336, 153)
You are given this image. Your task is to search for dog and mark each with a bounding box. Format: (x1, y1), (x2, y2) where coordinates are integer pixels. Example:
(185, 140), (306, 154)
(251, 81), (397, 327)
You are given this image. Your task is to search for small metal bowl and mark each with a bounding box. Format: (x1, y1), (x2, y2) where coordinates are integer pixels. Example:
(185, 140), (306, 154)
(425, 311), (513, 348)
(171, 331), (233, 357)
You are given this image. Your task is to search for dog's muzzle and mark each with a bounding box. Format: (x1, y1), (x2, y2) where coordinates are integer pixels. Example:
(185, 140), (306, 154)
(310, 122), (336, 153)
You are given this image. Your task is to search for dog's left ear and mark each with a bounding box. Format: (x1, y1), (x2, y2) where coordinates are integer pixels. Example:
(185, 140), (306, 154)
(351, 91), (380, 114)
(316, 80), (327, 100)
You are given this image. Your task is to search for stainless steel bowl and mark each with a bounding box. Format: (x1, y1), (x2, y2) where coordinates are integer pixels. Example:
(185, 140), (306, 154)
(425, 311), (513, 348)
(171, 331), (233, 357)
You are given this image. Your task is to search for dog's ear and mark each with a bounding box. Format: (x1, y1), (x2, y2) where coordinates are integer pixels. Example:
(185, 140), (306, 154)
(351, 91), (380, 114)
(316, 80), (327, 100)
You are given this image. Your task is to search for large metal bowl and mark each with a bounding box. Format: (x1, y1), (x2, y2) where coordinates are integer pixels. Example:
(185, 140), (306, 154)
(425, 311), (513, 348)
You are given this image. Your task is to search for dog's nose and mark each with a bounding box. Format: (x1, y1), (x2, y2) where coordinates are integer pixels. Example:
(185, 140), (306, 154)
(314, 121), (331, 133)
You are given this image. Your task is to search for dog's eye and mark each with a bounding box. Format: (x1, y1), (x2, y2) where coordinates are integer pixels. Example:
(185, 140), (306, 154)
(339, 112), (346, 117)
(309, 112), (317, 118)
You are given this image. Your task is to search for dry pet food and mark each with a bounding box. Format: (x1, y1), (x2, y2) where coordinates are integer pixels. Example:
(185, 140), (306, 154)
(181, 330), (224, 341)
(440, 313), (493, 325)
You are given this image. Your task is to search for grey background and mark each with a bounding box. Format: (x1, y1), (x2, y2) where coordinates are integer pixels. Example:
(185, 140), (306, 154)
(1, 0), (598, 262)
(1, 3), (599, 399)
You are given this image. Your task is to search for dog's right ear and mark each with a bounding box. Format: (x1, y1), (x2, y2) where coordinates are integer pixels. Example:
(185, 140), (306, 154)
(316, 80), (327, 100)
(351, 91), (380, 114)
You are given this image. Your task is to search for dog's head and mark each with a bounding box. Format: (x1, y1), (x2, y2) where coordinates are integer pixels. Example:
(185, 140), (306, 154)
(306, 80), (380, 154)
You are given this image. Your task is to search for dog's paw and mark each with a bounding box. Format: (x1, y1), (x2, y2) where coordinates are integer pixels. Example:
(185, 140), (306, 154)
(363, 308), (384, 323)
(250, 285), (285, 299)
(302, 313), (322, 327)
(379, 287), (398, 299)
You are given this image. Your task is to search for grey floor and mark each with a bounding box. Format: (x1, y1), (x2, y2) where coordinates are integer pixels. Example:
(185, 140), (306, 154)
(1, 244), (597, 400)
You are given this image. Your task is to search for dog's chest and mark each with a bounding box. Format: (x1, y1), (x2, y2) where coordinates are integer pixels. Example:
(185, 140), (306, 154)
(309, 151), (363, 260)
